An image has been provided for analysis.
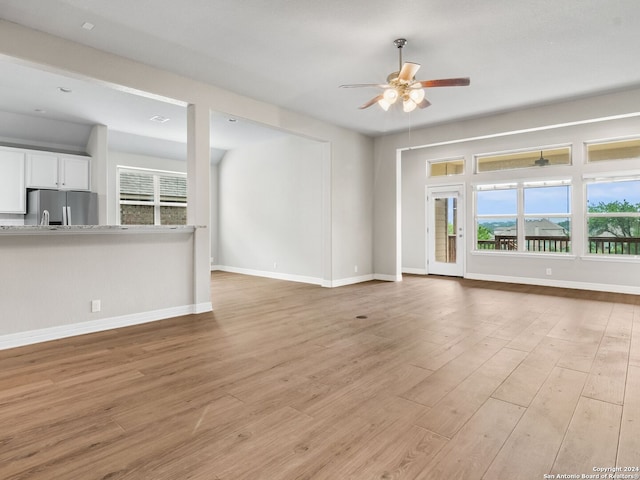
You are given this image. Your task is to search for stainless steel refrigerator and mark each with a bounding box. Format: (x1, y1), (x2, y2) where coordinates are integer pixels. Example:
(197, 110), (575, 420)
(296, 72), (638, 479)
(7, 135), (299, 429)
(25, 189), (98, 225)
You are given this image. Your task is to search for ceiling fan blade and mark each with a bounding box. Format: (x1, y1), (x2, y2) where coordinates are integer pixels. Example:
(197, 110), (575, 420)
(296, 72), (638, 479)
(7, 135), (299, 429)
(397, 62), (421, 82)
(359, 94), (383, 109)
(418, 77), (470, 88)
(417, 98), (431, 109)
(339, 83), (389, 88)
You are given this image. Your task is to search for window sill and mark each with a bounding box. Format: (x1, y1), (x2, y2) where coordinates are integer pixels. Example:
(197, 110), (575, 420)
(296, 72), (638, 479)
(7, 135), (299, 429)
(580, 254), (640, 263)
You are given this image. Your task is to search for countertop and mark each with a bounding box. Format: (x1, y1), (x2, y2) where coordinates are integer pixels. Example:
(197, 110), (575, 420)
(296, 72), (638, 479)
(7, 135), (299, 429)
(0, 225), (202, 235)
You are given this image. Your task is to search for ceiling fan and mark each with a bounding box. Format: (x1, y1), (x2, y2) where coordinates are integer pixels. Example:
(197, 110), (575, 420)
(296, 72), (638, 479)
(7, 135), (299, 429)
(534, 151), (550, 166)
(340, 38), (470, 112)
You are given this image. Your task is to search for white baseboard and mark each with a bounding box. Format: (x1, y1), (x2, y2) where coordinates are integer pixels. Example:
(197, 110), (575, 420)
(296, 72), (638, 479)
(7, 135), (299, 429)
(0, 304), (208, 351)
(193, 302), (213, 314)
(374, 273), (403, 282)
(327, 274), (375, 288)
(211, 264), (223, 271)
(217, 265), (323, 286)
(216, 266), (381, 288)
(402, 268), (427, 275)
(465, 272), (640, 295)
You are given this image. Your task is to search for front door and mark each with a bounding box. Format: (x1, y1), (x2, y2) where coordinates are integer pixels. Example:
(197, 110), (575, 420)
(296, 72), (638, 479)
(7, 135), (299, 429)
(427, 185), (464, 277)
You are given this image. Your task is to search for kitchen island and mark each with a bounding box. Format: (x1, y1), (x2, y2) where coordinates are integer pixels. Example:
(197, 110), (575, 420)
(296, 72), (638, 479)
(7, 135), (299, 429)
(0, 224), (210, 350)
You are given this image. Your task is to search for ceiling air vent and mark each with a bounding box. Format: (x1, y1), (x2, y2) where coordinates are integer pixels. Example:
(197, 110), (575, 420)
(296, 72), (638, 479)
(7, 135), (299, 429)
(150, 115), (170, 123)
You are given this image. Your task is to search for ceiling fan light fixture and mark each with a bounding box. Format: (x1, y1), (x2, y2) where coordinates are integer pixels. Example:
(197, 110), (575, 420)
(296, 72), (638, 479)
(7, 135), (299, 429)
(377, 97), (391, 111)
(340, 38), (470, 113)
(383, 88), (399, 104)
(403, 98), (417, 113)
(409, 87), (425, 103)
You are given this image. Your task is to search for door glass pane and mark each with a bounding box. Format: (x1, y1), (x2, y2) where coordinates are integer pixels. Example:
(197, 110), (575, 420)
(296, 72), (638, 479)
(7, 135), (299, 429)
(434, 197), (457, 263)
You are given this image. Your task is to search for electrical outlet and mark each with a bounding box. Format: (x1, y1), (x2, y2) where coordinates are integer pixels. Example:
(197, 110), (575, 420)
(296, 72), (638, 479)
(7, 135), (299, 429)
(273, 262), (277, 269)
(354, 265), (358, 273)
(91, 299), (101, 313)
(546, 268), (552, 276)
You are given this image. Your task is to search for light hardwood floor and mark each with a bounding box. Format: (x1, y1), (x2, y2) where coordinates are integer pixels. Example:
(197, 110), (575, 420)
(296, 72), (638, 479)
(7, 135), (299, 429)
(1, 272), (639, 479)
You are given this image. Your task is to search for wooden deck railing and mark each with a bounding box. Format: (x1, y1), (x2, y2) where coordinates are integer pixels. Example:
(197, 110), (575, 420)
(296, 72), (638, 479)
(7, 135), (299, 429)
(477, 235), (640, 254)
(589, 236), (640, 255)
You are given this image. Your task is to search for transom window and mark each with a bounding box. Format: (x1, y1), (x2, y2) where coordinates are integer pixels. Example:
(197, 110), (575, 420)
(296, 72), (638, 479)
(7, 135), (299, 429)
(475, 146), (571, 173)
(118, 167), (187, 225)
(428, 157), (465, 177)
(586, 137), (640, 163)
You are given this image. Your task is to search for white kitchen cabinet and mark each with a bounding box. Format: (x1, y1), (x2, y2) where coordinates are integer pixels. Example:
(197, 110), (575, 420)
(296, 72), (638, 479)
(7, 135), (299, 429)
(26, 153), (90, 191)
(60, 156), (91, 190)
(26, 153), (59, 189)
(0, 149), (26, 213)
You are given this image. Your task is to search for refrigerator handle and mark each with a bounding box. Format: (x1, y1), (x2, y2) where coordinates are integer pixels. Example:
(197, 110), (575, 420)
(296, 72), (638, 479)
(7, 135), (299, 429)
(66, 206), (72, 226)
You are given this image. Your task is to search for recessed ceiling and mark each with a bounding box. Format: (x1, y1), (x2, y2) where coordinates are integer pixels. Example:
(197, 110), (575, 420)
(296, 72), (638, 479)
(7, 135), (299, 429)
(1, 0), (640, 138)
(0, 58), (290, 155)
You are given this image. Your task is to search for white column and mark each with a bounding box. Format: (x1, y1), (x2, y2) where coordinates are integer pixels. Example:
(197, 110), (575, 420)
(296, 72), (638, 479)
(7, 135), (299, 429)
(187, 103), (212, 312)
(86, 124), (108, 224)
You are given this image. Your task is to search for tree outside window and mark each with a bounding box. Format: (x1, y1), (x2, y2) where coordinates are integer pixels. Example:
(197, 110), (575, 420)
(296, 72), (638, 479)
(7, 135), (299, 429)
(586, 179), (640, 255)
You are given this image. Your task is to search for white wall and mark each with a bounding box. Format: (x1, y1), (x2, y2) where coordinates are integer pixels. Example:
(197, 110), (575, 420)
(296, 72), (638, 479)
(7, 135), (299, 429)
(375, 87), (640, 294)
(0, 110), (90, 153)
(330, 134), (375, 284)
(217, 136), (324, 283)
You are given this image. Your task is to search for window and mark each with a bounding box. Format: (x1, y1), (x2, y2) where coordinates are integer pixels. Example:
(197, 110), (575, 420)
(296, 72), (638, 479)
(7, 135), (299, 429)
(586, 177), (640, 255)
(428, 157), (464, 177)
(475, 180), (571, 253)
(476, 184), (518, 251)
(523, 183), (571, 253)
(586, 138), (640, 163)
(118, 167), (187, 225)
(475, 146), (571, 173)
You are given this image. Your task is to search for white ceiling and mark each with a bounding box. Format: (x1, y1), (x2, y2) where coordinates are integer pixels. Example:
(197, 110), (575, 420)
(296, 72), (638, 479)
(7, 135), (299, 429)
(1, 0), (640, 148)
(0, 58), (290, 157)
